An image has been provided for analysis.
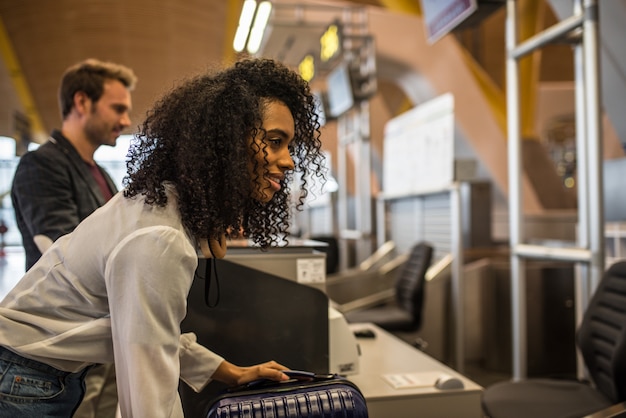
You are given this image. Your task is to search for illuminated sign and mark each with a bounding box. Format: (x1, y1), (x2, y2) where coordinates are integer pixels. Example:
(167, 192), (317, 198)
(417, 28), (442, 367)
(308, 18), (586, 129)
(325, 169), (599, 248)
(299, 54), (315, 82)
(320, 23), (340, 63)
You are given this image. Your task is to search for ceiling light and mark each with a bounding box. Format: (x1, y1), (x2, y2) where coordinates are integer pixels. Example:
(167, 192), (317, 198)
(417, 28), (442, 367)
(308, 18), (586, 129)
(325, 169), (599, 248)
(246, 1), (272, 54)
(233, 0), (258, 52)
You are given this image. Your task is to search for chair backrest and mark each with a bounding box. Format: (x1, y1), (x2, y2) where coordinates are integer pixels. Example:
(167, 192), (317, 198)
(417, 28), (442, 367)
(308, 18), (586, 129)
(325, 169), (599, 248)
(577, 261), (626, 404)
(394, 242), (434, 328)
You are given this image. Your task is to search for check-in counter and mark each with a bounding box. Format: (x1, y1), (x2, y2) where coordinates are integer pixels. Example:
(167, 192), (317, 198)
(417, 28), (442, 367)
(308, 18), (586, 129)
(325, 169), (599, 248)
(203, 242), (483, 417)
(348, 323), (483, 418)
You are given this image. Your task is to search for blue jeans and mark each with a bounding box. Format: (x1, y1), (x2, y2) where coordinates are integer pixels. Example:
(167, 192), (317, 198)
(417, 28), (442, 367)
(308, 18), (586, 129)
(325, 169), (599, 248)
(0, 346), (89, 417)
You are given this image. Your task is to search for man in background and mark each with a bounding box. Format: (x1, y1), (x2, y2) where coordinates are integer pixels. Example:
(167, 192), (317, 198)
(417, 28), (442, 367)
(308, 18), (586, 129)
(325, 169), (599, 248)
(10, 58), (137, 418)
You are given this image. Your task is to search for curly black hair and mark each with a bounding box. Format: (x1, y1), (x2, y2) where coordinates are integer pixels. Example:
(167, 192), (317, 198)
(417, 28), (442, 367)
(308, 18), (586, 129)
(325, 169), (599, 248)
(123, 58), (325, 248)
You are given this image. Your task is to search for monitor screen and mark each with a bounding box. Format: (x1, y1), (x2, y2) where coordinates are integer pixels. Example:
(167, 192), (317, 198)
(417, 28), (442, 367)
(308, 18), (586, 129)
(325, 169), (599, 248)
(419, 0), (477, 43)
(326, 63), (354, 118)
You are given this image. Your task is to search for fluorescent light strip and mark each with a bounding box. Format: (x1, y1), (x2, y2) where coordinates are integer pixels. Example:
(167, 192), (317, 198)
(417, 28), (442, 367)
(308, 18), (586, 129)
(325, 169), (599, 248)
(233, 0), (258, 52)
(246, 1), (272, 54)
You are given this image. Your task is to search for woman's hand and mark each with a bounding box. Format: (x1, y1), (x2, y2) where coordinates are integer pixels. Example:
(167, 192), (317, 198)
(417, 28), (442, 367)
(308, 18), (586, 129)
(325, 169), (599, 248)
(211, 360), (290, 386)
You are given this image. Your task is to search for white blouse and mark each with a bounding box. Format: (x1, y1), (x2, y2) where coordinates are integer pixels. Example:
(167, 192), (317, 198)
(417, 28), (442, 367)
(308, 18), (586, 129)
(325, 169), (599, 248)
(0, 185), (224, 417)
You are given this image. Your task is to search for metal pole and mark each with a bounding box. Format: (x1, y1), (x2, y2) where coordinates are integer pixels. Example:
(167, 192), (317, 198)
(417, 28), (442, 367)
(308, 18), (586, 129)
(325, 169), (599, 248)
(337, 115), (349, 271)
(572, 0), (590, 381)
(375, 196), (386, 249)
(514, 244), (591, 262)
(356, 100), (373, 264)
(512, 13), (584, 59)
(583, 0), (604, 291)
(450, 184), (464, 372)
(506, 0), (526, 380)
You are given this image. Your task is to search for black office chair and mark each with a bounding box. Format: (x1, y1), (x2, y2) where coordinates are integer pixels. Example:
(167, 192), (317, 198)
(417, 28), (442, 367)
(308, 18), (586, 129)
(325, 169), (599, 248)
(344, 242), (433, 332)
(481, 261), (626, 418)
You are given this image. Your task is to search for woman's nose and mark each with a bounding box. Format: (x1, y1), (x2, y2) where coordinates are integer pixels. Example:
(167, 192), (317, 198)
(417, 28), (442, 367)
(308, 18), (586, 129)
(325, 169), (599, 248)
(279, 148), (295, 171)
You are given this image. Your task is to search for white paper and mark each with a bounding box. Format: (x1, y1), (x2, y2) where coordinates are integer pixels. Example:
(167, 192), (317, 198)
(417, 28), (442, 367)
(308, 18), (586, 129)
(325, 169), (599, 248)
(381, 372), (442, 389)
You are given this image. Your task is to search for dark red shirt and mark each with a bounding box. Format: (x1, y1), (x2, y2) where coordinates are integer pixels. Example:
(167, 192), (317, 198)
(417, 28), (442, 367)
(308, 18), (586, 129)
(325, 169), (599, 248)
(87, 163), (113, 201)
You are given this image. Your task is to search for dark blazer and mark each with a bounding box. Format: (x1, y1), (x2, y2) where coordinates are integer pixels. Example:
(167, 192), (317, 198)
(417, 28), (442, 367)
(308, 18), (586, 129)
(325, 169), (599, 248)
(11, 130), (118, 270)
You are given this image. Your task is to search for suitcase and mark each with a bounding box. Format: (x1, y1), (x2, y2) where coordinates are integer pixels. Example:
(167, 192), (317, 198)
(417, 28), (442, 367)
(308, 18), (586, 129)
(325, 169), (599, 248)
(205, 371), (368, 418)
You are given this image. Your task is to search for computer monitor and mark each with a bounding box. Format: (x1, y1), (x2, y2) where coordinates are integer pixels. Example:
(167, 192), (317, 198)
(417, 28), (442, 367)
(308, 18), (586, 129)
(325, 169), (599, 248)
(326, 63), (354, 118)
(179, 258), (330, 416)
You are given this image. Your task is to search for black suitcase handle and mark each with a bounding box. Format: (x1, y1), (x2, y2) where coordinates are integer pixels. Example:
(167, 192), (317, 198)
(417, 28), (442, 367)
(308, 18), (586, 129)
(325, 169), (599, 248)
(227, 370), (336, 392)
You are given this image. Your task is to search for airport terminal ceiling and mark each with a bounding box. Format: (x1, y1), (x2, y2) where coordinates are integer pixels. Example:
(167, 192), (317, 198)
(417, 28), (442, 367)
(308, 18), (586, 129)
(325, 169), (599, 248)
(0, 0), (625, 213)
(0, 0), (387, 145)
(0, 0), (621, 139)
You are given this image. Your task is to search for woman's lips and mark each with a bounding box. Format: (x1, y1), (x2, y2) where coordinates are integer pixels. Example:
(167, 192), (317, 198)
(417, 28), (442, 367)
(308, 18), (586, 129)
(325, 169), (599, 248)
(267, 176), (282, 192)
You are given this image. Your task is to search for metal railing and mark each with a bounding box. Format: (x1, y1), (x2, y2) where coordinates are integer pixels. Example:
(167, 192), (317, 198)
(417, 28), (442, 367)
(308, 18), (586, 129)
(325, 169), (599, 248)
(506, 0), (603, 380)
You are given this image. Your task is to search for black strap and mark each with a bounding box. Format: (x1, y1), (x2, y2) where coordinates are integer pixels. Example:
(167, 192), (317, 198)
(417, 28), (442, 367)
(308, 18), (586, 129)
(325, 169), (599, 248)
(203, 258), (221, 308)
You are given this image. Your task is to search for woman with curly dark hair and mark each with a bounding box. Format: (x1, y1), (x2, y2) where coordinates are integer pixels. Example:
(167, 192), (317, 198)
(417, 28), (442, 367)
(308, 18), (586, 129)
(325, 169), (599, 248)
(0, 58), (325, 417)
